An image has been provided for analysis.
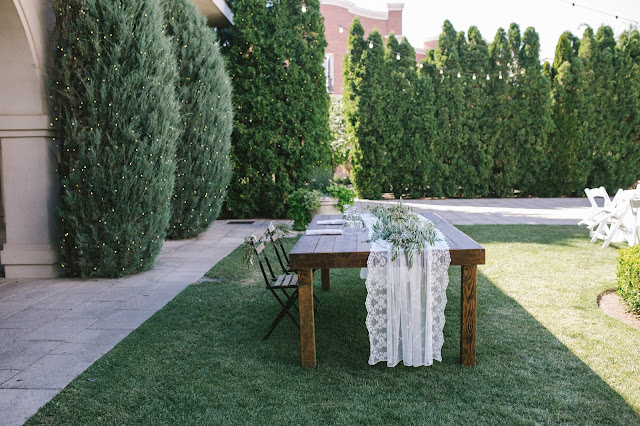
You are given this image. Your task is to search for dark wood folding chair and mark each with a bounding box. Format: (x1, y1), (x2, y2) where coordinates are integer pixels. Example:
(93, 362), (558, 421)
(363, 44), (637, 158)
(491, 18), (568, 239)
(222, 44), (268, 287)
(249, 236), (302, 340)
(265, 224), (321, 308)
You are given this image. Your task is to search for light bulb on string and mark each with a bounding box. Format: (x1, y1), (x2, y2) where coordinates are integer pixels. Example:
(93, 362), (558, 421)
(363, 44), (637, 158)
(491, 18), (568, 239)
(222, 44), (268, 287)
(439, 69), (444, 75)
(301, 2), (307, 13)
(419, 63), (424, 69)
(457, 72), (461, 78)
(339, 25), (344, 33)
(369, 41), (374, 49)
(499, 71), (503, 79)
(486, 74), (490, 80)
(396, 53), (401, 60)
(472, 73), (476, 80)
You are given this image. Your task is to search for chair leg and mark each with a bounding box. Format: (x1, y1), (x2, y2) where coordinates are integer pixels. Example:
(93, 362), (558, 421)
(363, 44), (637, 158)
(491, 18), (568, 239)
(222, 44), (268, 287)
(269, 288), (299, 326)
(263, 288), (299, 340)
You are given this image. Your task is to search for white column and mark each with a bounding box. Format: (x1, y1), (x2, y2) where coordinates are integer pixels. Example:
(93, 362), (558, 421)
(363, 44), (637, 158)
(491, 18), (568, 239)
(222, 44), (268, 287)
(0, 135), (60, 278)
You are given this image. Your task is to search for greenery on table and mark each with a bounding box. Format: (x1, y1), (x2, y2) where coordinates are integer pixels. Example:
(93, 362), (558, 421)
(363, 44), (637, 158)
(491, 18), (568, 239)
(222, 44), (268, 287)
(220, 0), (331, 219)
(49, 0), (180, 277)
(162, 0), (233, 239)
(325, 182), (355, 213)
(27, 226), (640, 425)
(616, 245), (640, 314)
(287, 188), (322, 230)
(367, 203), (440, 267)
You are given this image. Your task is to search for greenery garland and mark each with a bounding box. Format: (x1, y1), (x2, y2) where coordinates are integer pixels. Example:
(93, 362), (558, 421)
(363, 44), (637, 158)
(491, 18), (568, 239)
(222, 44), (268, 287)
(367, 203), (441, 268)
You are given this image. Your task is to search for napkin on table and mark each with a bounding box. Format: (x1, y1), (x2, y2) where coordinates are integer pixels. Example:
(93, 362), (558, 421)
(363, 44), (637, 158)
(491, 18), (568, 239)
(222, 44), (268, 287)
(317, 219), (344, 225)
(305, 229), (343, 236)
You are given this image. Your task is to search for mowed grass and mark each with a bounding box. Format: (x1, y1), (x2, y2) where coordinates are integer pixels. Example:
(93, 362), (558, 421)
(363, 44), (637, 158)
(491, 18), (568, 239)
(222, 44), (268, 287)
(29, 226), (640, 425)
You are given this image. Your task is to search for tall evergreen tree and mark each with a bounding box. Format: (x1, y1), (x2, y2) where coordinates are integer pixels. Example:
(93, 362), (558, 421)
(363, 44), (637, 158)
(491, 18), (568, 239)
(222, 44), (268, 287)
(579, 26), (638, 190)
(511, 25), (554, 195)
(431, 20), (466, 197)
(50, 0), (180, 277)
(548, 31), (589, 195)
(487, 27), (518, 196)
(384, 35), (424, 198)
(463, 26), (493, 196)
(223, 0), (330, 218)
(162, 0), (233, 239)
(348, 30), (389, 199)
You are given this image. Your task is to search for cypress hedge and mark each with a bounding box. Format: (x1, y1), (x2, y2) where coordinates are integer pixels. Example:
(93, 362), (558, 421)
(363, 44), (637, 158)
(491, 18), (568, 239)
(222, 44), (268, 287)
(222, 0), (331, 218)
(162, 0), (233, 239)
(50, 0), (180, 277)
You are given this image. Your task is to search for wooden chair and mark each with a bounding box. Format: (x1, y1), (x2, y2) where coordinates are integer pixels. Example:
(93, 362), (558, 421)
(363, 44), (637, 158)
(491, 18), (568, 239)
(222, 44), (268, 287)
(249, 235), (300, 340)
(266, 223), (292, 273)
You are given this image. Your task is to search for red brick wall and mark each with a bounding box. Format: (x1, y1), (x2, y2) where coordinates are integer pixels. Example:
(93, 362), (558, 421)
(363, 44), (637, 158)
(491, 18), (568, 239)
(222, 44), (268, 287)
(321, 2), (403, 95)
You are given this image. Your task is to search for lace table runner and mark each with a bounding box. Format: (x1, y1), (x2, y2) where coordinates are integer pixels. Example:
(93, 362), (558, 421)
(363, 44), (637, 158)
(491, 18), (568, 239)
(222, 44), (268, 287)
(361, 213), (450, 367)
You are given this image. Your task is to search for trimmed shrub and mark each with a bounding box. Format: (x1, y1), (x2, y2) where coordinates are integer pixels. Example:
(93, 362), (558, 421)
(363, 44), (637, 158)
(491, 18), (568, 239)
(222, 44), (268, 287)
(222, 0), (331, 219)
(50, 0), (180, 277)
(162, 0), (233, 239)
(616, 245), (640, 314)
(287, 188), (321, 230)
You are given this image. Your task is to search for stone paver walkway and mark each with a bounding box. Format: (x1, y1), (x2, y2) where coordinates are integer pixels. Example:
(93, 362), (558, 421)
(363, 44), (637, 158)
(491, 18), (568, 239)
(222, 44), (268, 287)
(0, 198), (590, 425)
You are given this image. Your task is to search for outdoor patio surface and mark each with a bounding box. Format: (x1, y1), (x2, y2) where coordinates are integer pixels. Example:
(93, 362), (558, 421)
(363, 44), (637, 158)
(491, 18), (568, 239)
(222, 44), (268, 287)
(0, 198), (590, 426)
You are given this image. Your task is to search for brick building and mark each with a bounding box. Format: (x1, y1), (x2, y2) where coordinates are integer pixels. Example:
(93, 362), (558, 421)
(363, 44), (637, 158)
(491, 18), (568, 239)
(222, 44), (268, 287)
(320, 0), (436, 95)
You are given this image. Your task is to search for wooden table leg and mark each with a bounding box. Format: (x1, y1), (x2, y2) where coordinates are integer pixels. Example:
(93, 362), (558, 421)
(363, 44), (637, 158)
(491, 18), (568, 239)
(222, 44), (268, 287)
(298, 269), (316, 367)
(321, 268), (330, 291)
(460, 265), (477, 366)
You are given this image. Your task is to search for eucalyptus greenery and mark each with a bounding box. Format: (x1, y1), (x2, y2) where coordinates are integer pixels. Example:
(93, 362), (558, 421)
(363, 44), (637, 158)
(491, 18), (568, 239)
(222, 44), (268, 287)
(367, 203), (441, 268)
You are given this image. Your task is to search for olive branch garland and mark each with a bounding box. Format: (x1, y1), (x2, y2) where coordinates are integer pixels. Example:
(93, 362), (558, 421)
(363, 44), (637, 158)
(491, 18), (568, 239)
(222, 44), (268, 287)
(367, 203), (441, 268)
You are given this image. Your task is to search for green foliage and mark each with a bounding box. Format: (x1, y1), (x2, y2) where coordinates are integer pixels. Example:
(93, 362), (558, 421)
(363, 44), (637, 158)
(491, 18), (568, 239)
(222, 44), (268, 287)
(286, 188), (321, 230)
(328, 95), (350, 172)
(512, 26), (554, 196)
(616, 245), (640, 314)
(49, 0), (180, 277)
(548, 31), (590, 196)
(431, 20), (467, 197)
(304, 166), (333, 193)
(222, 0), (331, 219)
(346, 29), (390, 199)
(487, 27), (518, 196)
(367, 202), (440, 268)
(325, 183), (355, 212)
(162, 0), (233, 239)
(581, 26), (640, 191)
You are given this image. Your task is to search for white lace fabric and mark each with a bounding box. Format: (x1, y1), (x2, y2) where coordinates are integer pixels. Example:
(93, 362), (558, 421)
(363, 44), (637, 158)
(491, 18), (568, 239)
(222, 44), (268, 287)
(361, 213), (451, 367)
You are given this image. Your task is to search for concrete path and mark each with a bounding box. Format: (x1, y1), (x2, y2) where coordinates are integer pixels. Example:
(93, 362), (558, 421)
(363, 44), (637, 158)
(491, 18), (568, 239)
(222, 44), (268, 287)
(0, 198), (590, 425)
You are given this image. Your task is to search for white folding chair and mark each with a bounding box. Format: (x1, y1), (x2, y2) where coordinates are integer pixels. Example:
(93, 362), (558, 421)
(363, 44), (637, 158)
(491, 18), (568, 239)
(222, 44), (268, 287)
(579, 187), (612, 238)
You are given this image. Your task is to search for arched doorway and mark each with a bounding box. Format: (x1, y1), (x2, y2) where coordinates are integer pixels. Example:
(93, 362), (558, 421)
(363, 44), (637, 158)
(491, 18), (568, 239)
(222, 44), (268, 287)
(0, 0), (60, 278)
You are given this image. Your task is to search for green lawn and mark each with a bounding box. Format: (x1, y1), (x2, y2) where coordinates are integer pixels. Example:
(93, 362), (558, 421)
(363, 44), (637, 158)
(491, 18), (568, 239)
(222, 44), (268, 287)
(29, 226), (640, 425)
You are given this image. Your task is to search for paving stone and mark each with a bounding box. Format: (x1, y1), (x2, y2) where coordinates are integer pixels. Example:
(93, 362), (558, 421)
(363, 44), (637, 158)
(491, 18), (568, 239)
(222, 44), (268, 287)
(117, 293), (172, 311)
(58, 301), (121, 319)
(67, 328), (132, 345)
(0, 369), (19, 384)
(20, 318), (98, 342)
(90, 286), (143, 303)
(0, 340), (60, 369)
(88, 310), (154, 330)
(0, 389), (59, 426)
(0, 309), (67, 330)
(28, 292), (91, 310)
(1, 354), (93, 390)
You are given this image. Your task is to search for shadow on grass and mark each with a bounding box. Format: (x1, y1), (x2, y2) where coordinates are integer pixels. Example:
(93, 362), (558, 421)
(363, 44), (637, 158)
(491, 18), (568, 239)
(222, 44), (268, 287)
(28, 231), (640, 425)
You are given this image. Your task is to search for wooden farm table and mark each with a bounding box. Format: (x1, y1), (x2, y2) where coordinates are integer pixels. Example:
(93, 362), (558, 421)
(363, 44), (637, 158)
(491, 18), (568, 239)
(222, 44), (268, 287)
(289, 212), (485, 367)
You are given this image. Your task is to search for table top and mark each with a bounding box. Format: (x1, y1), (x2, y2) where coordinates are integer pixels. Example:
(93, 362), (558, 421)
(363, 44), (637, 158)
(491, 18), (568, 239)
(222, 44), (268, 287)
(289, 212), (485, 270)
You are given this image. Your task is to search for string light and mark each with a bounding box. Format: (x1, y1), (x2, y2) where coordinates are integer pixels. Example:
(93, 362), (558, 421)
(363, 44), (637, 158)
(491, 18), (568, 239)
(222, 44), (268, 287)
(339, 25), (344, 33)
(369, 41), (374, 49)
(561, 0), (639, 25)
(301, 2), (307, 13)
(457, 72), (461, 78)
(396, 53), (401, 60)
(472, 73), (476, 80)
